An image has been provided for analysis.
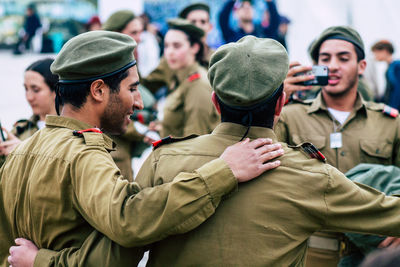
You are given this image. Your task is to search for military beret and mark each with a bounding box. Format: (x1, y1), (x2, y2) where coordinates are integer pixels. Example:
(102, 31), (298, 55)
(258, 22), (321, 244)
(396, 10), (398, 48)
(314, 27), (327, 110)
(178, 2), (210, 19)
(167, 18), (205, 39)
(51, 30), (137, 83)
(102, 10), (135, 32)
(309, 25), (365, 62)
(208, 36), (289, 107)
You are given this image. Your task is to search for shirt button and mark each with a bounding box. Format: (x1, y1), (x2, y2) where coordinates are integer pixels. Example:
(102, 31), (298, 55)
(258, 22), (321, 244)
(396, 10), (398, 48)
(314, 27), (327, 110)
(340, 151), (346, 156)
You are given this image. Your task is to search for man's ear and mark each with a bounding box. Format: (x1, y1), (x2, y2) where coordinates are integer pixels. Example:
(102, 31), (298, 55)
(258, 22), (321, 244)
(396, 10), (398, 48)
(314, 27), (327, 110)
(90, 79), (108, 103)
(275, 92), (286, 117)
(211, 91), (221, 114)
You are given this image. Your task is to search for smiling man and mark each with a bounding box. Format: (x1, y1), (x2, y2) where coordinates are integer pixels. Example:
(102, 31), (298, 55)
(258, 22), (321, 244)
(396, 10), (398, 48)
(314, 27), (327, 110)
(275, 26), (400, 266)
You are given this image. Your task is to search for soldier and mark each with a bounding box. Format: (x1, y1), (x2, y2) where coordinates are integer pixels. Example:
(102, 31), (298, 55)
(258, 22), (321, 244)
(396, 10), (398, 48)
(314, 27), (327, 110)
(158, 18), (219, 137)
(11, 36), (400, 267)
(141, 2), (214, 93)
(275, 26), (400, 266)
(0, 58), (58, 166)
(1, 31), (283, 267)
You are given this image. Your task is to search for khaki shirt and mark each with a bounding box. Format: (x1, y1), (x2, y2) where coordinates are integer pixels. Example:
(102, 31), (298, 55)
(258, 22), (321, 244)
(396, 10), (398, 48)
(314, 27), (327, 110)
(38, 123), (400, 266)
(275, 92), (400, 173)
(0, 115), (237, 267)
(110, 122), (143, 182)
(161, 62), (219, 137)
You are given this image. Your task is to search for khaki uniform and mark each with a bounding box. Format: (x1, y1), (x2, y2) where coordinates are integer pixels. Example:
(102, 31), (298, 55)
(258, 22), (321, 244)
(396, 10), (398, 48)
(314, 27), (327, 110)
(275, 92), (400, 266)
(161, 62), (219, 137)
(0, 115), (237, 267)
(110, 123), (143, 182)
(43, 122), (400, 266)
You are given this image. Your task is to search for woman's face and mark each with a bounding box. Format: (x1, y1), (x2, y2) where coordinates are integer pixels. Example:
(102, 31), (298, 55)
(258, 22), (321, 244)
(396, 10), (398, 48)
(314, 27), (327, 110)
(24, 70), (56, 119)
(164, 29), (198, 70)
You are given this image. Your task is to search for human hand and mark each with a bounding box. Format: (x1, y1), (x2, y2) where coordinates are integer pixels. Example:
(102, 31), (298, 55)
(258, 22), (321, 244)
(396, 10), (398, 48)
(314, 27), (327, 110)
(0, 129), (21, 156)
(8, 238), (38, 267)
(220, 138), (284, 183)
(378, 236), (400, 248)
(283, 61), (315, 101)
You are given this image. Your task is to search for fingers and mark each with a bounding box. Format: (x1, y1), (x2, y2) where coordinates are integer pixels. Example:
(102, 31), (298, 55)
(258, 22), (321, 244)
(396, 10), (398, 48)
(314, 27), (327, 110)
(378, 236), (395, 248)
(15, 238), (30, 246)
(259, 160), (281, 172)
(260, 148), (284, 163)
(256, 143), (282, 155)
(289, 61), (301, 69)
(247, 138), (273, 149)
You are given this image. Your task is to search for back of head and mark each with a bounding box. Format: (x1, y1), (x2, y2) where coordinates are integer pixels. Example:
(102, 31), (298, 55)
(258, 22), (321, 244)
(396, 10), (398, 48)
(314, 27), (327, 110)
(208, 36), (288, 128)
(308, 25), (365, 62)
(102, 10), (135, 32)
(26, 58), (58, 92)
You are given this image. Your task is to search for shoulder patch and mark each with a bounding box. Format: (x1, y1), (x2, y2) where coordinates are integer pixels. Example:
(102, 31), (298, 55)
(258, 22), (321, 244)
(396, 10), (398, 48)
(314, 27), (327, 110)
(187, 72), (201, 82)
(152, 134), (198, 150)
(290, 142), (326, 162)
(73, 128), (106, 147)
(383, 105), (399, 118)
(72, 128), (103, 137)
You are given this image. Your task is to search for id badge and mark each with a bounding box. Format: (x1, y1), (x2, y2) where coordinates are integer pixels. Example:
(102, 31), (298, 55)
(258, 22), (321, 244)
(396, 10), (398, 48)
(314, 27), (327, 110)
(330, 132), (342, 148)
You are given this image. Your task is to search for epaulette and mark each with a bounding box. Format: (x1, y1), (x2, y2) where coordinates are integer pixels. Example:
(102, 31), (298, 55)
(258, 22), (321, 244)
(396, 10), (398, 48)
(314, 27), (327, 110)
(73, 128), (109, 147)
(72, 128), (103, 137)
(383, 105), (399, 118)
(152, 134), (198, 150)
(187, 72), (201, 82)
(290, 142), (326, 162)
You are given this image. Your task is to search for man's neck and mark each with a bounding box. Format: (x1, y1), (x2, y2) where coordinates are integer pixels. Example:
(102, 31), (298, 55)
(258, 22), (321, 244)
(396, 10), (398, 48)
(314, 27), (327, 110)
(240, 21), (254, 33)
(61, 105), (100, 129)
(321, 88), (358, 112)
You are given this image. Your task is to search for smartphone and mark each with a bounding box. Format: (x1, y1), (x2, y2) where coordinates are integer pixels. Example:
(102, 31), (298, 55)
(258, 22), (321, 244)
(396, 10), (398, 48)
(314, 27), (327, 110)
(296, 65), (329, 86)
(0, 121), (6, 142)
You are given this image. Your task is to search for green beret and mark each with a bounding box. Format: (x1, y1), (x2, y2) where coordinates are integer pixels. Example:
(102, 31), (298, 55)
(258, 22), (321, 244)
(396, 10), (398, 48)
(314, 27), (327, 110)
(309, 26), (365, 62)
(167, 18), (205, 39)
(178, 2), (210, 19)
(102, 10), (135, 32)
(51, 30), (137, 83)
(208, 36), (289, 107)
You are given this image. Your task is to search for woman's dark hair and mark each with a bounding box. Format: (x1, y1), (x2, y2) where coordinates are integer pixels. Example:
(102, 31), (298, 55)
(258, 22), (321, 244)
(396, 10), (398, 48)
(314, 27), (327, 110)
(25, 58), (58, 92)
(217, 86), (283, 129)
(58, 68), (129, 109)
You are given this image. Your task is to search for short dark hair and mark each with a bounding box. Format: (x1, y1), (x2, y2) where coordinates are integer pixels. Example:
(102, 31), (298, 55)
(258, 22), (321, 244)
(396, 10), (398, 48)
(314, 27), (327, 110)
(186, 33), (205, 67)
(26, 58), (58, 92)
(217, 86), (283, 129)
(58, 69), (129, 109)
(371, 40), (394, 54)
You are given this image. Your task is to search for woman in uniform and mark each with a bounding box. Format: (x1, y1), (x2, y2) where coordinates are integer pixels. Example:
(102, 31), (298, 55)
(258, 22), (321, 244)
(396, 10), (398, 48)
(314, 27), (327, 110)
(159, 18), (219, 137)
(0, 58), (57, 160)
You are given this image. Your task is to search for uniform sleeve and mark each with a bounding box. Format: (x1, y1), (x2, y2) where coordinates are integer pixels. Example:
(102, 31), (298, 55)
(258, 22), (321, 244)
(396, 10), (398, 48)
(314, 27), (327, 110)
(34, 231), (144, 267)
(323, 165), (400, 237)
(70, 148), (237, 247)
(182, 83), (218, 136)
(394, 117), (400, 167)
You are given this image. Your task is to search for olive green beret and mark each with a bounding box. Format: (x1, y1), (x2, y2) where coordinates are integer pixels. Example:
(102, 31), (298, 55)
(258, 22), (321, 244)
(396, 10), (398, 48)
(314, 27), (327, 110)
(102, 10), (135, 32)
(167, 18), (205, 39)
(178, 2), (210, 19)
(309, 26), (365, 62)
(208, 36), (289, 107)
(51, 30), (137, 83)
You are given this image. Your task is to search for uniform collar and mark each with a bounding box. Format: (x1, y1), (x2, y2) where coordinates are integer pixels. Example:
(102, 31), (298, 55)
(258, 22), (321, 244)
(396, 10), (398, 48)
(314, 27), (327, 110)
(307, 91), (367, 116)
(175, 62), (200, 84)
(45, 115), (115, 150)
(212, 122), (278, 142)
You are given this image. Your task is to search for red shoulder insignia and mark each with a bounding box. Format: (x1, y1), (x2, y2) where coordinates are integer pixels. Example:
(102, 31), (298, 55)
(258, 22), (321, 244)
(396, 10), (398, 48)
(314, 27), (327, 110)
(301, 142), (326, 162)
(152, 134), (198, 150)
(187, 72), (201, 82)
(73, 128), (103, 137)
(383, 105), (399, 118)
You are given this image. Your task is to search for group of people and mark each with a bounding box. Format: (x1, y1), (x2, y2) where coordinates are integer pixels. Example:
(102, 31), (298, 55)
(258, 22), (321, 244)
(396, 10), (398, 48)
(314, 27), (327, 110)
(1, 1), (400, 267)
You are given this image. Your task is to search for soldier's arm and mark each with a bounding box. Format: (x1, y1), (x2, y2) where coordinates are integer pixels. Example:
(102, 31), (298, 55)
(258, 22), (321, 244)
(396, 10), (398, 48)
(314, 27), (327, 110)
(72, 138), (283, 247)
(9, 138), (284, 267)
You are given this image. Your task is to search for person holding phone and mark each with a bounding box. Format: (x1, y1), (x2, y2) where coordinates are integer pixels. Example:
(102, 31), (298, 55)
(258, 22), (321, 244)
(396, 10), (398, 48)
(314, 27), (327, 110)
(0, 58), (58, 164)
(275, 26), (400, 267)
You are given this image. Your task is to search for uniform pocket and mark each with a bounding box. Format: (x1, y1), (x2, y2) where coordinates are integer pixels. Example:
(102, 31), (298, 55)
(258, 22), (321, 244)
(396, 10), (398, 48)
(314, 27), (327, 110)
(360, 140), (392, 159)
(292, 134), (326, 150)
